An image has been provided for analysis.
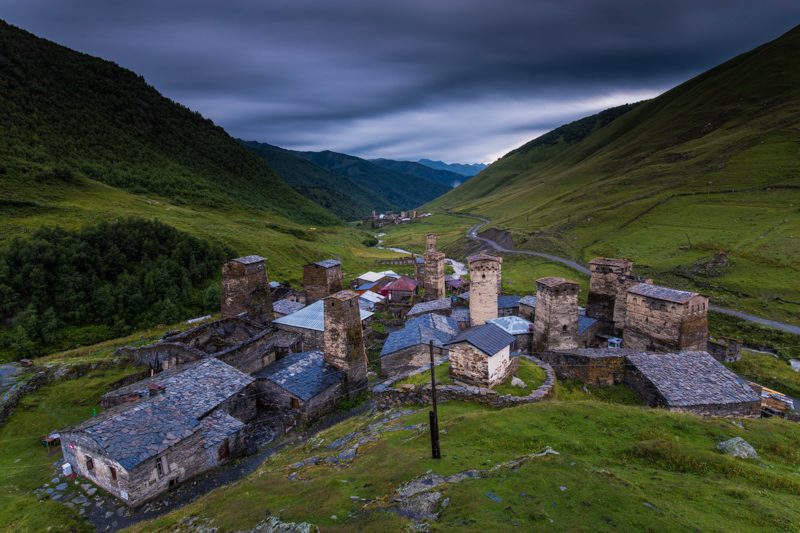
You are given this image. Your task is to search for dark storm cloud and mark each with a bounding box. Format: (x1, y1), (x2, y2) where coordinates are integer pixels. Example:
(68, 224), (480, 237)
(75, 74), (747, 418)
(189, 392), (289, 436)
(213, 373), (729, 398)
(3, 0), (799, 161)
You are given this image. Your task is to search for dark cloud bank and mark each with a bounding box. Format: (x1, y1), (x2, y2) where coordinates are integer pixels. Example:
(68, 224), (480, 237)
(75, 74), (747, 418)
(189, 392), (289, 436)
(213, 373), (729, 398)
(4, 0), (799, 162)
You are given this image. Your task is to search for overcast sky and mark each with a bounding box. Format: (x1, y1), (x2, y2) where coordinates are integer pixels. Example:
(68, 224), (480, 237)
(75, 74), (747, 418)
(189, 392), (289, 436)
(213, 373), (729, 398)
(3, 1), (799, 163)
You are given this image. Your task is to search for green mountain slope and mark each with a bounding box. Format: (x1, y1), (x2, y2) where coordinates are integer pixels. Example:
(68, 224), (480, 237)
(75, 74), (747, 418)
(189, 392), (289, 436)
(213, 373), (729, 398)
(432, 25), (800, 323)
(291, 149), (451, 212)
(0, 20), (337, 226)
(369, 158), (469, 188)
(242, 141), (393, 220)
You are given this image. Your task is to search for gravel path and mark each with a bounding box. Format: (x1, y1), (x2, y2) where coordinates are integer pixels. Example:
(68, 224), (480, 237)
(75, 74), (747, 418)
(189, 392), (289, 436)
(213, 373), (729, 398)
(461, 214), (799, 335)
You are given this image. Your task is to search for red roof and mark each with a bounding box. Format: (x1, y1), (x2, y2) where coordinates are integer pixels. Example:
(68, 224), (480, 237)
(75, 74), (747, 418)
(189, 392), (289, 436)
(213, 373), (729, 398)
(380, 276), (418, 294)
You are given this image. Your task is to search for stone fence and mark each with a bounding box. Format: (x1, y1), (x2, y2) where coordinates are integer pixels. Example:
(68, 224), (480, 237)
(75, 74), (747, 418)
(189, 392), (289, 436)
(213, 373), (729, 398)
(372, 355), (556, 410)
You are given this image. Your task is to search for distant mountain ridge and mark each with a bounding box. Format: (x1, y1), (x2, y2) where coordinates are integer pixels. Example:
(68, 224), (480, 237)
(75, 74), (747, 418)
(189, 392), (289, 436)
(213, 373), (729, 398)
(369, 158), (468, 188)
(418, 159), (487, 176)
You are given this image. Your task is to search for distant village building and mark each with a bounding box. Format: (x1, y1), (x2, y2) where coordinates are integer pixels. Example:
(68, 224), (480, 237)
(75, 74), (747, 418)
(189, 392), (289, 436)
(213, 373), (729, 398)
(468, 252), (502, 326)
(623, 284), (708, 352)
(518, 295), (536, 321)
(487, 315), (534, 353)
(541, 348), (631, 387)
(380, 313), (460, 377)
(624, 351), (760, 417)
(446, 323), (515, 387)
(221, 255), (273, 324)
(531, 277), (579, 352)
(380, 276), (419, 310)
(406, 298), (452, 319)
(60, 358), (256, 507)
(303, 259), (343, 304)
(422, 233), (446, 300)
(358, 290), (385, 311)
(497, 294), (521, 317)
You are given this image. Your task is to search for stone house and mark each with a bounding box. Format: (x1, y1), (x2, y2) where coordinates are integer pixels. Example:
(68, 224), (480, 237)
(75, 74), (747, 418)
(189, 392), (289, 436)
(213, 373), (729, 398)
(446, 276), (467, 296)
(446, 323), (515, 388)
(623, 283), (709, 352)
(624, 351), (760, 417)
(253, 350), (344, 425)
(221, 255), (273, 324)
(468, 252), (502, 326)
(358, 290), (385, 311)
(487, 315), (533, 353)
(406, 298), (452, 319)
(586, 258), (632, 333)
(540, 348), (631, 387)
(518, 295), (536, 321)
(272, 299), (373, 351)
(577, 315), (601, 348)
(303, 259), (343, 304)
(60, 358), (255, 507)
(272, 298), (305, 319)
(380, 313), (460, 377)
(355, 270), (399, 287)
(497, 295), (521, 317)
(531, 277), (579, 352)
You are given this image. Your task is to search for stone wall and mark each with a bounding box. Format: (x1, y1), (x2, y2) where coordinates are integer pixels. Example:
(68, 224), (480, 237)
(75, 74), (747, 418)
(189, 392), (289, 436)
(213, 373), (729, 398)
(519, 302), (535, 322)
(380, 344), (447, 378)
(586, 258), (632, 333)
(323, 290), (368, 397)
(221, 257), (273, 324)
(422, 234), (446, 301)
(707, 338), (741, 363)
(274, 323), (324, 351)
(373, 355), (556, 410)
(255, 378), (343, 425)
(540, 350), (626, 386)
(214, 329), (277, 375)
(449, 343), (512, 388)
(623, 293), (708, 352)
(468, 253), (502, 326)
(532, 277), (579, 352)
(303, 263), (343, 304)
(116, 342), (206, 373)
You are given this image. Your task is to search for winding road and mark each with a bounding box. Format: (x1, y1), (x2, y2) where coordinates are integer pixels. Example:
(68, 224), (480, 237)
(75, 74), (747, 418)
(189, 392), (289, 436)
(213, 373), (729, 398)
(464, 216), (800, 336)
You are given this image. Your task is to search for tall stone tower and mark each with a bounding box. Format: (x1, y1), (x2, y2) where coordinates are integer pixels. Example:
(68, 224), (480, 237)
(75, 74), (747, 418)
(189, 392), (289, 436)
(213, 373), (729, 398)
(323, 290), (368, 397)
(532, 277), (579, 352)
(422, 233), (446, 301)
(586, 258), (632, 334)
(221, 255), (273, 324)
(304, 259), (344, 304)
(468, 252), (502, 326)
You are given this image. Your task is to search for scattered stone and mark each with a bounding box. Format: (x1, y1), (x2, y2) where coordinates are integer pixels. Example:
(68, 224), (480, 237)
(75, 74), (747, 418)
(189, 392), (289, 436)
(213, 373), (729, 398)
(72, 495), (88, 505)
(51, 477), (59, 484)
(337, 448), (357, 462)
(559, 486), (567, 492)
(330, 515), (337, 521)
(717, 437), (758, 459)
(730, 420), (744, 429)
(486, 491), (502, 502)
(81, 483), (91, 492)
(104, 511), (114, 519)
(643, 502), (657, 510)
(327, 433), (356, 451)
(246, 515), (319, 533)
(290, 457), (321, 469)
(398, 491), (443, 520)
(87, 487), (97, 496)
(55, 483), (68, 491)
(511, 377), (527, 388)
(51, 493), (62, 501)
(288, 472), (298, 481)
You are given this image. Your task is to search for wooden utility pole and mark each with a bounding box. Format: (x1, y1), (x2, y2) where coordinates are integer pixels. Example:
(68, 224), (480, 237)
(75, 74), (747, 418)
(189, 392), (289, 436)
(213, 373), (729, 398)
(429, 340), (441, 459)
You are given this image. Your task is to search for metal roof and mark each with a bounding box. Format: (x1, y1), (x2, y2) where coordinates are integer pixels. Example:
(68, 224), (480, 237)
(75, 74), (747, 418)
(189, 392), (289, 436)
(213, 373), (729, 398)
(487, 316), (533, 335)
(233, 255), (264, 265)
(312, 259), (341, 269)
(407, 298), (452, 317)
(628, 283), (698, 304)
(359, 291), (385, 304)
(626, 351), (759, 407)
(273, 299), (373, 332)
(381, 314), (459, 357)
(356, 281), (379, 291)
(357, 270), (399, 283)
(498, 295), (521, 309)
(578, 315), (598, 335)
(445, 323), (515, 355)
(253, 351), (344, 401)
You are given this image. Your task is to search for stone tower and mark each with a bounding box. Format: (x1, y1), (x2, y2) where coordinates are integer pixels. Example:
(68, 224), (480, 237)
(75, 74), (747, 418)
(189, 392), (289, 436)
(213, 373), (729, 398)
(323, 290), (368, 397)
(221, 255), (273, 324)
(586, 258), (633, 334)
(532, 277), (579, 352)
(422, 233), (446, 301)
(304, 259), (343, 304)
(468, 252), (502, 326)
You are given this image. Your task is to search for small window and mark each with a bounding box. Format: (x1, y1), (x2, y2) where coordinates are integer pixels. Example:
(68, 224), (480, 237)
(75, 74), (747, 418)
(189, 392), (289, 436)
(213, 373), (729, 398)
(156, 457), (165, 477)
(86, 456), (94, 471)
(109, 466), (117, 480)
(218, 439), (230, 461)
(291, 397), (300, 409)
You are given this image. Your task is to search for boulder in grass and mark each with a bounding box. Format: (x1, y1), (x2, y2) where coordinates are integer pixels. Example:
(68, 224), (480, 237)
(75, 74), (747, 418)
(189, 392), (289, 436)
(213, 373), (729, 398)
(717, 437), (758, 459)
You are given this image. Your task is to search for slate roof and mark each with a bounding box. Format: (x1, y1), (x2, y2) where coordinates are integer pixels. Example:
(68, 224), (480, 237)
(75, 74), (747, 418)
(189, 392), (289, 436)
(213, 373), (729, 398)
(468, 252), (502, 263)
(487, 316), (533, 335)
(519, 295), (537, 307)
(626, 351), (760, 407)
(445, 323), (515, 355)
(451, 308), (471, 324)
(578, 316), (598, 335)
(253, 351), (344, 401)
(67, 358), (253, 470)
(201, 410), (245, 450)
(380, 314), (459, 357)
(555, 347), (635, 359)
(407, 298), (452, 318)
(273, 300), (373, 332)
(273, 299), (305, 316)
(537, 277), (577, 288)
(628, 283), (698, 304)
(312, 259), (341, 269)
(233, 255), (264, 265)
(498, 295), (521, 310)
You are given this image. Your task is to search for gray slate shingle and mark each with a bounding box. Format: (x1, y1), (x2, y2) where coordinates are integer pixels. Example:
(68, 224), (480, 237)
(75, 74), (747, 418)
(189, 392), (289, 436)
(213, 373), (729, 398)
(445, 323), (515, 355)
(253, 351), (344, 401)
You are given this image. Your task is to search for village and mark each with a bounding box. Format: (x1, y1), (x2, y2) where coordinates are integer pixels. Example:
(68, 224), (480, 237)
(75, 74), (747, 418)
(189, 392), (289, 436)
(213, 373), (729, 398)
(56, 233), (795, 511)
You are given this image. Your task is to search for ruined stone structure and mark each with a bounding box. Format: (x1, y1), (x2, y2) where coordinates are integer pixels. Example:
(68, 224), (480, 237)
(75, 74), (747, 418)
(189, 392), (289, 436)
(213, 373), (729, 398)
(323, 290), (369, 397)
(303, 260), (343, 304)
(221, 255), (273, 324)
(623, 284), (709, 352)
(422, 234), (446, 301)
(446, 323), (515, 387)
(531, 277), (579, 352)
(468, 252), (502, 326)
(707, 337), (741, 363)
(586, 258), (632, 333)
(541, 348), (630, 387)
